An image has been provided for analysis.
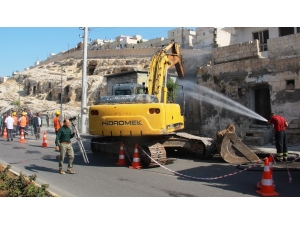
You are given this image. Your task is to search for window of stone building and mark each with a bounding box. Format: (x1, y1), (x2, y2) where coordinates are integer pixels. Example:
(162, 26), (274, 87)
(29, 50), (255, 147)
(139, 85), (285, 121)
(172, 32), (174, 36)
(279, 27), (294, 37)
(297, 27), (300, 33)
(286, 79), (295, 90)
(253, 30), (269, 52)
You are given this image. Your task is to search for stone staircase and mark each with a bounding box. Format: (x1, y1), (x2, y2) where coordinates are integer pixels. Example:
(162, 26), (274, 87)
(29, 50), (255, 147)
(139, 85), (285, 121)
(242, 126), (274, 146)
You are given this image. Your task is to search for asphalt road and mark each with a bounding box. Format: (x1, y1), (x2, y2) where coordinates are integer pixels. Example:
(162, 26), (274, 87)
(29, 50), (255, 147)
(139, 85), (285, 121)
(0, 127), (300, 197)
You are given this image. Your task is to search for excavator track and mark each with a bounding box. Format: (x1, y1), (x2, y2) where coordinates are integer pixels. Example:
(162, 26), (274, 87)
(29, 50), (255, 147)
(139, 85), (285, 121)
(174, 132), (217, 159)
(91, 137), (167, 167)
(90, 133), (217, 168)
(139, 143), (167, 167)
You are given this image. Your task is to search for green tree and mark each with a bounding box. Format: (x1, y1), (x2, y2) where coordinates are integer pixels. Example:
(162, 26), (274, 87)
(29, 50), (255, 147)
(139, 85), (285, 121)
(11, 100), (20, 107)
(166, 78), (178, 102)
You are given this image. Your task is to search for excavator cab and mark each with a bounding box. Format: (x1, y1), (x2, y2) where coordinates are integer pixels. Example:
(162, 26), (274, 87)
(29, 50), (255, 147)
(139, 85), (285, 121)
(216, 124), (260, 164)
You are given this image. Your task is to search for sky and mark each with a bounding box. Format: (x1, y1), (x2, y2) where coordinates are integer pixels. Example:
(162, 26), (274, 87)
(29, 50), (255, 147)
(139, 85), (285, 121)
(0, 27), (189, 76)
(0, 1), (292, 77)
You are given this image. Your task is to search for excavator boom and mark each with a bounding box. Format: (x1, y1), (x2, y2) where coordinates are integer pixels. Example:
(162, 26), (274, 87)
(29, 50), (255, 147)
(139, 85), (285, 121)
(147, 42), (184, 102)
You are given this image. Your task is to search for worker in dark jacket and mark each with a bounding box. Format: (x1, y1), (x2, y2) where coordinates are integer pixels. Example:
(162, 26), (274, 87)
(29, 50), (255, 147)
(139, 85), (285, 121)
(55, 118), (76, 174)
(33, 112), (42, 140)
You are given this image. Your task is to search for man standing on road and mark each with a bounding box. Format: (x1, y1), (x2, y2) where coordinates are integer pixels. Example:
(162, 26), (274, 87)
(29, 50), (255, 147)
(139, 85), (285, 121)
(19, 112), (27, 139)
(53, 111), (62, 151)
(33, 112), (42, 140)
(27, 110), (34, 136)
(55, 118), (76, 175)
(0, 114), (2, 134)
(268, 113), (289, 162)
(5, 113), (14, 141)
(1, 113), (7, 136)
(12, 112), (18, 138)
(46, 112), (50, 127)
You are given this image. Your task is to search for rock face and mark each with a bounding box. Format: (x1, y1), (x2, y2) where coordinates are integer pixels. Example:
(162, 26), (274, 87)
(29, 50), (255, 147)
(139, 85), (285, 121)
(0, 57), (152, 117)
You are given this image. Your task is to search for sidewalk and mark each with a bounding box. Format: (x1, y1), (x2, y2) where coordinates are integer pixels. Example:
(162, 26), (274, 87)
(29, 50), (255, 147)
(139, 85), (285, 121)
(247, 145), (300, 155)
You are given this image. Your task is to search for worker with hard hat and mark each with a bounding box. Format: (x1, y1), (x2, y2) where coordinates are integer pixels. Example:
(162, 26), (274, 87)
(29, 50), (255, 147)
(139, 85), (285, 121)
(19, 112), (27, 138)
(54, 110), (62, 151)
(12, 112), (18, 138)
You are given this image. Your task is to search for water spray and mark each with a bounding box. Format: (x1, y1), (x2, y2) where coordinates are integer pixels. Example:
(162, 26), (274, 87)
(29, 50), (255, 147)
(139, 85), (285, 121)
(182, 81), (268, 122)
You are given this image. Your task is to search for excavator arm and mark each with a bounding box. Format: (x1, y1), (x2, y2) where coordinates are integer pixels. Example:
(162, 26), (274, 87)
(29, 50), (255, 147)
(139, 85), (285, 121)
(147, 42), (184, 103)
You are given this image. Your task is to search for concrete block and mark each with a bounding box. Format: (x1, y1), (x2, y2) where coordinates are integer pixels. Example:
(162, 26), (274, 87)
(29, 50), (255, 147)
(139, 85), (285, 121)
(290, 119), (300, 124)
(288, 124), (298, 129)
(243, 136), (265, 146)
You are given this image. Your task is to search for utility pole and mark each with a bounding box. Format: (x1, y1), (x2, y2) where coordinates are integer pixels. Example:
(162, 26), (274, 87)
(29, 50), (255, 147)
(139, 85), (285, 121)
(79, 27), (88, 133)
(60, 63), (63, 121)
(18, 75), (20, 109)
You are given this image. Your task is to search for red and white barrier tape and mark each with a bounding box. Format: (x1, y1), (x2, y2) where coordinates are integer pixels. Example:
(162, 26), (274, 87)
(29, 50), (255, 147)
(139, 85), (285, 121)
(270, 153), (299, 183)
(139, 146), (264, 181)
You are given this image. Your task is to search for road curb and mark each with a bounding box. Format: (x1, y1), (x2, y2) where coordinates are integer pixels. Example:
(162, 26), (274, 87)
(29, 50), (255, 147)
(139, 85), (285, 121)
(0, 164), (60, 197)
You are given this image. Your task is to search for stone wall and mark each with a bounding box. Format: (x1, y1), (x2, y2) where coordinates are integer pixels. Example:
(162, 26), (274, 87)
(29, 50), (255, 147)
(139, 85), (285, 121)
(195, 47), (300, 144)
(37, 47), (211, 72)
(287, 119), (300, 145)
(212, 40), (261, 64)
(268, 33), (300, 60)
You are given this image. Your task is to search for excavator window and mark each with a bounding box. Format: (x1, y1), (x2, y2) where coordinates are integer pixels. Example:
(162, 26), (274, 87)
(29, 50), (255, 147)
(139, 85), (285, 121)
(137, 87), (145, 94)
(115, 90), (131, 95)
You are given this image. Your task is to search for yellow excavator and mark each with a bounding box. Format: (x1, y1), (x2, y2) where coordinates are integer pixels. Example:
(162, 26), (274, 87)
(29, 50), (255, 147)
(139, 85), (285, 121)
(89, 42), (259, 166)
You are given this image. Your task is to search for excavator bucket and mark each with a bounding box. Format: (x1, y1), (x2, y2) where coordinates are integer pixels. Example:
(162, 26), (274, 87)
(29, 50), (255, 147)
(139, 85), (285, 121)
(216, 124), (260, 164)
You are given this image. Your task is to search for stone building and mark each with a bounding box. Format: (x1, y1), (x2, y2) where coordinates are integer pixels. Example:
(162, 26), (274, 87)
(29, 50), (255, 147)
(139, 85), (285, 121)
(167, 27), (196, 49)
(187, 31), (300, 146)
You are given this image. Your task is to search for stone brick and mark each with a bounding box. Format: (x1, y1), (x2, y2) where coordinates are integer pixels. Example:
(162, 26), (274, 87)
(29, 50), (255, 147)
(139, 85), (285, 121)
(243, 136), (264, 146)
(288, 124), (298, 129)
(290, 119), (300, 124)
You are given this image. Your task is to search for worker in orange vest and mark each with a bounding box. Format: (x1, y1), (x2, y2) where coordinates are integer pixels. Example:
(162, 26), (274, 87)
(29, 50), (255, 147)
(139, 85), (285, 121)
(18, 112), (27, 139)
(53, 111), (62, 151)
(12, 112), (18, 138)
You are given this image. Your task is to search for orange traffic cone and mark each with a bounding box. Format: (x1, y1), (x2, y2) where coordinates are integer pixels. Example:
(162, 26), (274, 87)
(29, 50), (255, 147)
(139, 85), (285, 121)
(116, 142), (127, 166)
(19, 129), (26, 143)
(2, 127), (7, 138)
(256, 157), (279, 197)
(42, 132), (48, 147)
(256, 155), (274, 189)
(129, 144), (142, 169)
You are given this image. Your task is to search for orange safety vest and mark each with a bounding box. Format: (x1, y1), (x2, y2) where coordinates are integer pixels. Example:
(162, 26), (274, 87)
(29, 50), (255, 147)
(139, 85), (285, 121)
(19, 116), (27, 127)
(53, 117), (61, 131)
(13, 116), (18, 126)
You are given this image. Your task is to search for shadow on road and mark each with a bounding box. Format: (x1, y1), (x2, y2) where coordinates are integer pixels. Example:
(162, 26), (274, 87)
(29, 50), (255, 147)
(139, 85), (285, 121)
(24, 164), (58, 173)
